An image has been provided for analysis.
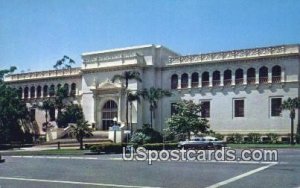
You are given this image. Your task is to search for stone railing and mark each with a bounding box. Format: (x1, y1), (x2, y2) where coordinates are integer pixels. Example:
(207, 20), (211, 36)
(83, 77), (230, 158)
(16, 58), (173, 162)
(168, 44), (299, 65)
(81, 52), (146, 70)
(4, 67), (81, 82)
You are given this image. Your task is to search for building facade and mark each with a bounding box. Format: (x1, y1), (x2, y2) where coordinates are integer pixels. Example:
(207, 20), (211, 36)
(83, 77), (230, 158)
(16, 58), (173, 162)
(4, 44), (300, 141)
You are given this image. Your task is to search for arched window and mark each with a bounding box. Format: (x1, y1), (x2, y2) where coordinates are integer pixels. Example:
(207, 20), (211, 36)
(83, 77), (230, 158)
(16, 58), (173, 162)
(224, 70), (232, 86)
(171, 74), (178, 89)
(49, 84), (55, 97)
(57, 84), (62, 90)
(272, 65), (281, 83)
(181, 73), (188, 88)
(30, 86), (35, 98)
(43, 85), (48, 97)
(71, 83), (76, 96)
(213, 71), (220, 86)
(191, 72), (199, 88)
(17, 87), (22, 99)
(24, 87), (29, 99)
(202, 72), (209, 87)
(235, 69), (243, 85)
(247, 68), (256, 84)
(37, 86), (42, 98)
(259, 66), (268, 84)
(102, 100), (118, 130)
(64, 83), (69, 96)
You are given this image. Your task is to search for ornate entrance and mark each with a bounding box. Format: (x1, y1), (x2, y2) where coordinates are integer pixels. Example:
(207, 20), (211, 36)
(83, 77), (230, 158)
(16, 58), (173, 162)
(102, 100), (118, 130)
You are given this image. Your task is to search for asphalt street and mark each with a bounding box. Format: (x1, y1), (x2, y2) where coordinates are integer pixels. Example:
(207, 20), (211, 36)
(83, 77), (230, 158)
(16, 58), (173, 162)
(0, 149), (299, 188)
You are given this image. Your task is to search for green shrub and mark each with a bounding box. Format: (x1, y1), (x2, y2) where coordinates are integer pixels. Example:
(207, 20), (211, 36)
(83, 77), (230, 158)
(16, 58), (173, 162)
(247, 133), (261, 144)
(210, 133), (224, 141)
(227, 133), (243, 144)
(130, 132), (151, 145)
(296, 133), (300, 144)
(142, 143), (178, 150)
(90, 143), (126, 154)
(266, 133), (279, 144)
(131, 126), (163, 145)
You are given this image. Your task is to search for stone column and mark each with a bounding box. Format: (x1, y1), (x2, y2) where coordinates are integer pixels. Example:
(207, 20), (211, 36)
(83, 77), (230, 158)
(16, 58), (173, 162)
(255, 70), (259, 84)
(220, 73), (224, 86)
(243, 71), (247, 85)
(178, 76), (181, 89)
(41, 88), (44, 98)
(35, 87), (37, 98)
(232, 72), (235, 85)
(28, 88), (31, 99)
(268, 70), (272, 83)
(281, 68), (285, 82)
(118, 91), (122, 122)
(209, 73), (213, 87)
(22, 89), (25, 99)
(188, 74), (191, 88)
(198, 73), (202, 88)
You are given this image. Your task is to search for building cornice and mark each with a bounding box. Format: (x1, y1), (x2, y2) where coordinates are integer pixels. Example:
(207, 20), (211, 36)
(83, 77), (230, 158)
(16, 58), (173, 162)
(167, 44), (300, 67)
(80, 64), (145, 74)
(4, 67), (81, 83)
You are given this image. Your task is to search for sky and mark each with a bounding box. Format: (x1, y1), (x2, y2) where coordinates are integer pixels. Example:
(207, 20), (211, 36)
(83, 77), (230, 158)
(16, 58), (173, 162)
(0, 0), (300, 73)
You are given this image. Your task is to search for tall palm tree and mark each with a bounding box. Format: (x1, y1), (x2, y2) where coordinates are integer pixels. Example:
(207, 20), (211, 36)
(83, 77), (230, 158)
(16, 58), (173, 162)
(282, 97), (300, 145)
(140, 87), (172, 128)
(54, 87), (70, 127)
(69, 120), (93, 150)
(111, 71), (142, 129)
(127, 91), (141, 133)
(38, 99), (54, 132)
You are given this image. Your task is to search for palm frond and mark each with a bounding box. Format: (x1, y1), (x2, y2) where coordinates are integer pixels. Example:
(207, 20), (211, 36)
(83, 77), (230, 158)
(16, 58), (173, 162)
(111, 74), (125, 83)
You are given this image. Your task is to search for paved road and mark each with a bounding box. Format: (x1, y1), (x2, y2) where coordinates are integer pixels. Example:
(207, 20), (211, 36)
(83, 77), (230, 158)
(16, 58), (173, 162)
(0, 149), (299, 188)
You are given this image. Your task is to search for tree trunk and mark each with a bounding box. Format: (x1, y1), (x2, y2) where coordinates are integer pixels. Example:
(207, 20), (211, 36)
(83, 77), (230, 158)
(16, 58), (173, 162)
(80, 138), (83, 150)
(125, 80), (129, 130)
(187, 132), (191, 140)
(150, 109), (153, 129)
(130, 102), (133, 133)
(45, 110), (48, 123)
(291, 117), (295, 145)
(126, 93), (129, 130)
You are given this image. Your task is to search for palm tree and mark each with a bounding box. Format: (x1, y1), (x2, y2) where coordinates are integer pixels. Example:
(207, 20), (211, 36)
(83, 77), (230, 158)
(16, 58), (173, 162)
(38, 99), (54, 132)
(140, 87), (172, 128)
(282, 97), (300, 145)
(111, 71), (142, 129)
(69, 120), (93, 150)
(54, 87), (70, 127)
(127, 91), (141, 133)
(53, 55), (75, 69)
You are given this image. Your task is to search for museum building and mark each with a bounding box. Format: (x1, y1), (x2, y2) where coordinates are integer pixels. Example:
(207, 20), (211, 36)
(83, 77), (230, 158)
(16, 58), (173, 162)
(4, 44), (300, 141)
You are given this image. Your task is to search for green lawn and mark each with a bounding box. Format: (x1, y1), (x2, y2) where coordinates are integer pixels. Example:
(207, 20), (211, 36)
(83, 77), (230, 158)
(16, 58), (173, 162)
(0, 149), (88, 156)
(228, 144), (300, 149)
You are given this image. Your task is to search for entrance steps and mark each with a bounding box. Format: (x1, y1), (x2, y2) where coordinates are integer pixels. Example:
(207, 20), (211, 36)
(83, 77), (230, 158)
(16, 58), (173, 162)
(40, 130), (111, 147)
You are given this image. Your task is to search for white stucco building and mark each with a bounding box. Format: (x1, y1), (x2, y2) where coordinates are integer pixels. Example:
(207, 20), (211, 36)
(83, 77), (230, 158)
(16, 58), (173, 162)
(4, 44), (300, 141)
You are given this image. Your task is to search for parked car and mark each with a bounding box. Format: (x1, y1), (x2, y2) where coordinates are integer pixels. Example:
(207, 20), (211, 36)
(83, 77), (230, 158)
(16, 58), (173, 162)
(178, 136), (226, 149)
(0, 154), (5, 163)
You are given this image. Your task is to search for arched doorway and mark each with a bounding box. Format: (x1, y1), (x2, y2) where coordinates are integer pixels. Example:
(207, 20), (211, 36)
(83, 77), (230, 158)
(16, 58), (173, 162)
(102, 100), (118, 130)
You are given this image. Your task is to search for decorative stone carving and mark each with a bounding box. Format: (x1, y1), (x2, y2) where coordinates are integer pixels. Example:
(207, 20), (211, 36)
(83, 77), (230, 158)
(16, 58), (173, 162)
(167, 45), (299, 66)
(96, 78), (122, 90)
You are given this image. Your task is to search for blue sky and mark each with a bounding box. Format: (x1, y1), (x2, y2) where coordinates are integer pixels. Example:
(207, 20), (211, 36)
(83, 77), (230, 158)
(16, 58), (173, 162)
(1, 0), (300, 72)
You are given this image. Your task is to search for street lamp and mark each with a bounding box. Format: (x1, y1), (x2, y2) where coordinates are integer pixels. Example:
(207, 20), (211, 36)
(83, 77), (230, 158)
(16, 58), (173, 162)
(113, 117), (117, 124)
(112, 117), (118, 143)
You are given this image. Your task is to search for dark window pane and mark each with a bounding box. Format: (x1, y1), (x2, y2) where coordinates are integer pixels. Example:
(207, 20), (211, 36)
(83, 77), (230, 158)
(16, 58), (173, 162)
(271, 98), (282, 116)
(171, 103), (178, 115)
(201, 101), (210, 118)
(235, 100), (244, 117)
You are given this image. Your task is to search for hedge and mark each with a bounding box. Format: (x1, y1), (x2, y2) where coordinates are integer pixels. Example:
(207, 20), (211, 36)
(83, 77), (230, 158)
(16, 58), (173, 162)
(142, 143), (178, 150)
(89, 143), (127, 154)
(88, 143), (179, 154)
